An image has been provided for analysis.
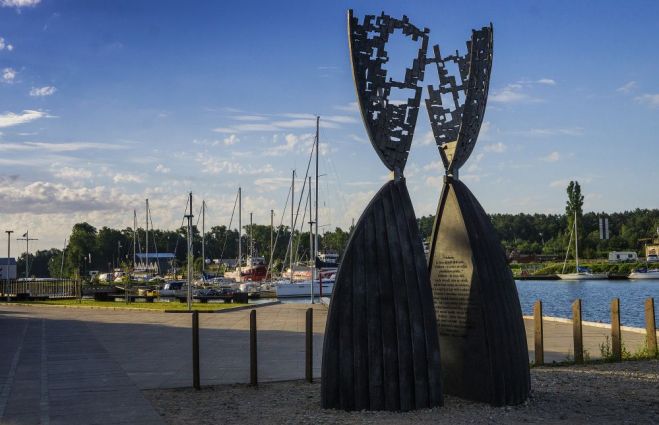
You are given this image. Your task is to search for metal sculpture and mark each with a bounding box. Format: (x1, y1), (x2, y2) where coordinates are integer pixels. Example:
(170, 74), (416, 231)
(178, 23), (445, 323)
(425, 25), (531, 406)
(321, 10), (442, 411)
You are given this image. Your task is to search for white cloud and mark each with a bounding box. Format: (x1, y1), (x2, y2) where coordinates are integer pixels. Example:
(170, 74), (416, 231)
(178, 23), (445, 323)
(333, 102), (359, 112)
(213, 113), (354, 134)
(213, 123), (279, 133)
(252, 177), (293, 192)
(483, 142), (506, 153)
(513, 127), (584, 137)
(542, 151), (560, 162)
(548, 176), (594, 188)
(490, 83), (532, 103)
(232, 115), (267, 121)
(264, 133), (311, 156)
(479, 121), (492, 141)
(422, 160), (443, 172)
(0, 110), (47, 128)
(0, 141), (124, 152)
(418, 130), (435, 146)
(53, 167), (92, 180)
(461, 174), (481, 183)
(549, 179), (568, 188)
(490, 79), (556, 104)
(635, 94), (659, 107)
(0, 37), (14, 51)
(2, 67), (16, 83)
(425, 175), (443, 187)
(223, 134), (239, 145)
(196, 154), (274, 175)
(113, 173), (143, 183)
(29, 86), (57, 97)
(155, 164), (171, 174)
(616, 81), (637, 94)
(0, 180), (139, 214)
(0, 0), (41, 8)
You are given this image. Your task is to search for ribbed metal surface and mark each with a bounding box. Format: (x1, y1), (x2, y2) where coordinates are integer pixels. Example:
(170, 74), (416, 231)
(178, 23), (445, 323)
(322, 179), (442, 411)
(428, 179), (530, 406)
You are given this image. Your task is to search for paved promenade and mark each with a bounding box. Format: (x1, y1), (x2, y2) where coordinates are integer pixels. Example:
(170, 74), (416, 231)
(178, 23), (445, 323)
(0, 303), (655, 424)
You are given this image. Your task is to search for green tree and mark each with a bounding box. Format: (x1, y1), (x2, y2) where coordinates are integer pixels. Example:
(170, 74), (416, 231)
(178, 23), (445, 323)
(66, 222), (97, 278)
(566, 181), (584, 256)
(96, 227), (129, 272)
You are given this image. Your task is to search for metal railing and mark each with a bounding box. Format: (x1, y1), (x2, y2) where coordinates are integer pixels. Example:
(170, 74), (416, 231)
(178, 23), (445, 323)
(1, 279), (79, 299)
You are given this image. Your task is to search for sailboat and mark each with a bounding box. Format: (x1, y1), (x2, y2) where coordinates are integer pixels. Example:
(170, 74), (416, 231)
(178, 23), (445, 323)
(275, 116), (336, 299)
(557, 211), (608, 280)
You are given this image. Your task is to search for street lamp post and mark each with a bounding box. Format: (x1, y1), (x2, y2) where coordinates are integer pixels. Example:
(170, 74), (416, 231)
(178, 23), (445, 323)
(5, 230), (13, 302)
(17, 231), (37, 279)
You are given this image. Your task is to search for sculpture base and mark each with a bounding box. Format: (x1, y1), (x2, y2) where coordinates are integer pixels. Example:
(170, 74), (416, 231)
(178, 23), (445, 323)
(321, 178), (442, 411)
(428, 178), (530, 406)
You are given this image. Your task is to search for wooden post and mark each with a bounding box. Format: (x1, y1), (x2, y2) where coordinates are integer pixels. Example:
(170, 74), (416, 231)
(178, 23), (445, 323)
(611, 298), (621, 361)
(646, 298), (657, 357)
(192, 311), (200, 389)
(250, 309), (257, 386)
(572, 299), (583, 364)
(534, 300), (544, 365)
(306, 308), (313, 382)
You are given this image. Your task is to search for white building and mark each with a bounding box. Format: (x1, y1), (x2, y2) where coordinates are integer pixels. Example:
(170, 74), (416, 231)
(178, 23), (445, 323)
(0, 258), (17, 280)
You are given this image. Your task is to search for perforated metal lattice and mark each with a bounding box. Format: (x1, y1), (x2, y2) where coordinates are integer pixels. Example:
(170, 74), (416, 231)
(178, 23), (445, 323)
(348, 11), (429, 174)
(425, 25), (493, 175)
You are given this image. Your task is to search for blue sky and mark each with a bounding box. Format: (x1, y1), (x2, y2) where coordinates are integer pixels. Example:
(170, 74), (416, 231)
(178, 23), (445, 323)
(1, 0), (658, 250)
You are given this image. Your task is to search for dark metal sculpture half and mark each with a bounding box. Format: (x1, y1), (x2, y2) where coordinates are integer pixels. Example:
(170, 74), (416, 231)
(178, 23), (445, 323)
(321, 10), (442, 411)
(425, 25), (531, 405)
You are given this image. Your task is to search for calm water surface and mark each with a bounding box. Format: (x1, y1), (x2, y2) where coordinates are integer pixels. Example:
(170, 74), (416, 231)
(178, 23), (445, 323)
(515, 279), (659, 328)
(263, 280), (659, 329)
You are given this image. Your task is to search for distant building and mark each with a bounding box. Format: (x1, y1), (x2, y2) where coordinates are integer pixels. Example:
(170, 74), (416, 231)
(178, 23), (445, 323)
(135, 253), (176, 274)
(0, 257), (17, 280)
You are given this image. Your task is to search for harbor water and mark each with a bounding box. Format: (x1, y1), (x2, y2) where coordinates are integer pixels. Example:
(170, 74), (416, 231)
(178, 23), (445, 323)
(515, 279), (659, 328)
(263, 279), (659, 329)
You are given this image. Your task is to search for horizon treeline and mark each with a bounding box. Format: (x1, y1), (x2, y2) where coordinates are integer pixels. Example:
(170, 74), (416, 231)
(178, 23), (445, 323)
(13, 208), (659, 278)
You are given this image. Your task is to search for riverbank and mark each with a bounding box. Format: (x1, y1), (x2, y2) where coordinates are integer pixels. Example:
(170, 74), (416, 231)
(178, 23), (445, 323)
(144, 359), (659, 424)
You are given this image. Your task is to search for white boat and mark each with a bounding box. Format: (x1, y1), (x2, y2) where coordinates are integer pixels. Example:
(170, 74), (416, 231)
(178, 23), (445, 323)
(557, 211), (608, 280)
(628, 268), (659, 279)
(557, 271), (608, 280)
(275, 277), (335, 298)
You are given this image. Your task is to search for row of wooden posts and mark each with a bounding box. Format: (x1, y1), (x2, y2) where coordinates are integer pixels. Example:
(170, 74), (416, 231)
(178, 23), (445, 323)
(175, 308), (315, 390)
(533, 297), (658, 365)
(176, 298), (657, 388)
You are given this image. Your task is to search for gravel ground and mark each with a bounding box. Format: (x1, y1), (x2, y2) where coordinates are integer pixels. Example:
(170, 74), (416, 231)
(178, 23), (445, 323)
(144, 360), (659, 425)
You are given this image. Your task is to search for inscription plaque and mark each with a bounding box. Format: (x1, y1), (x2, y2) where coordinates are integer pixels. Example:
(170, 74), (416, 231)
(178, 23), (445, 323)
(426, 26), (530, 406)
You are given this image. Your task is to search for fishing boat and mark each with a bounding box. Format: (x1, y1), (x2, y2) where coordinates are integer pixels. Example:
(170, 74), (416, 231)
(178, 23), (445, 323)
(628, 268), (659, 279)
(557, 211), (608, 280)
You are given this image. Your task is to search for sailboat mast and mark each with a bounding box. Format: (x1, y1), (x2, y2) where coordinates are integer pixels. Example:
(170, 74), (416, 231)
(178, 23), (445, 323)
(270, 209), (274, 279)
(185, 192), (193, 310)
(574, 210), (579, 272)
(309, 175), (314, 304)
(133, 210), (137, 270)
(145, 199), (150, 272)
(290, 170), (295, 285)
(238, 187), (242, 282)
(250, 212), (253, 258)
(318, 116), (320, 264)
(202, 200), (205, 274)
